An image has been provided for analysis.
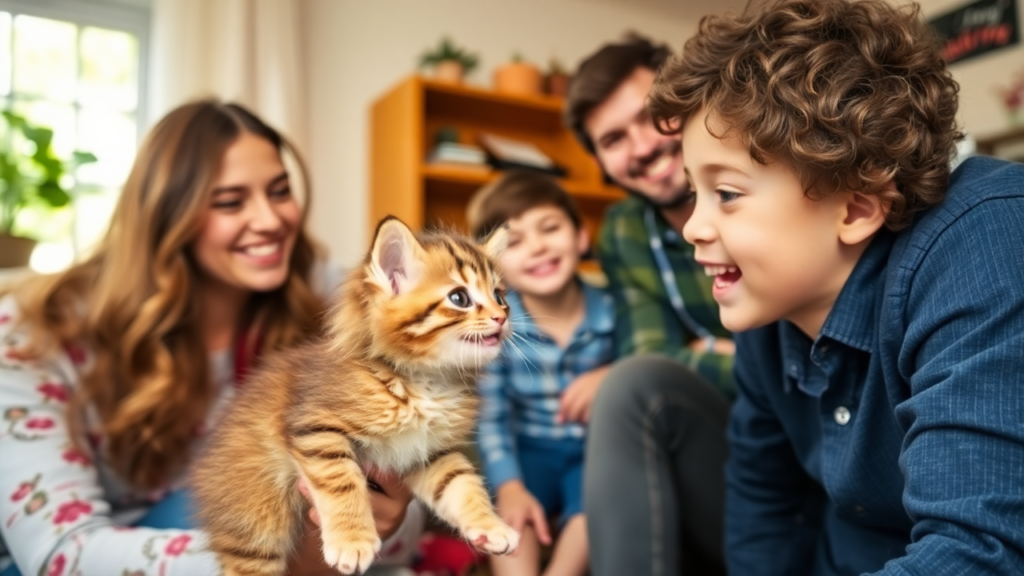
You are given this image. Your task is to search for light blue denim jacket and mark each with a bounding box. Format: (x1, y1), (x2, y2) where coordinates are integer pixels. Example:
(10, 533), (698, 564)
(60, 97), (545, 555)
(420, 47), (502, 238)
(726, 156), (1024, 575)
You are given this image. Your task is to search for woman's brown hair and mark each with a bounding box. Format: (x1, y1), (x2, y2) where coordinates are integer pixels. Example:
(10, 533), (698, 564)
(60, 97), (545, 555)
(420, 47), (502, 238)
(5, 100), (323, 489)
(649, 0), (963, 230)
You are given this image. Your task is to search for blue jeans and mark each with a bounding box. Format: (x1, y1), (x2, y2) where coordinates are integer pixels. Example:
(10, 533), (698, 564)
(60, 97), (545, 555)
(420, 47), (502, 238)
(132, 489), (196, 529)
(517, 435), (585, 528)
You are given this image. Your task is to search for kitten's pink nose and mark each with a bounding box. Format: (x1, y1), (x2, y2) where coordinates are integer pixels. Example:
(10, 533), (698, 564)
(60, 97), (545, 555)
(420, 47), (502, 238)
(492, 315), (506, 326)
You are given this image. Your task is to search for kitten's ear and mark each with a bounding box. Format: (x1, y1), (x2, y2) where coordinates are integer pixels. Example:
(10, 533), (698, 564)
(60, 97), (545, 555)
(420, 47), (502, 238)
(481, 224), (508, 261)
(369, 216), (424, 296)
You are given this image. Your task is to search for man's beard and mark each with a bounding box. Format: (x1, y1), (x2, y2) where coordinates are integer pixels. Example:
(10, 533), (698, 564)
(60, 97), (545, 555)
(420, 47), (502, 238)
(622, 140), (693, 209)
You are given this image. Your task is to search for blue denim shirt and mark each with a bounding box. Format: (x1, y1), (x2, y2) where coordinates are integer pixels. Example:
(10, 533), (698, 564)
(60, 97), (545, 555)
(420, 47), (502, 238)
(726, 156), (1024, 576)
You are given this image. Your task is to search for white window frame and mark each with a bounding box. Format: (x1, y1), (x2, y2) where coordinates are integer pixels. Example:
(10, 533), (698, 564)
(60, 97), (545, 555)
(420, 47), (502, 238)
(0, 0), (150, 142)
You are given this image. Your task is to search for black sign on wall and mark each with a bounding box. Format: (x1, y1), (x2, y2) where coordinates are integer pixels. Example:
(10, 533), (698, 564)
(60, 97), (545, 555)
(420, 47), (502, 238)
(929, 0), (1020, 64)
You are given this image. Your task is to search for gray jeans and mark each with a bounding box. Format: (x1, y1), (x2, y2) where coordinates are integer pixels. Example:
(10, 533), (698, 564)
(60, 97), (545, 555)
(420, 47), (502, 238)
(585, 355), (730, 576)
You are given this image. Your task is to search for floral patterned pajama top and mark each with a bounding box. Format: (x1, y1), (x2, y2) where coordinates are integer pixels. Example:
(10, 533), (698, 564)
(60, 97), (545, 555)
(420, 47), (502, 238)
(0, 293), (228, 575)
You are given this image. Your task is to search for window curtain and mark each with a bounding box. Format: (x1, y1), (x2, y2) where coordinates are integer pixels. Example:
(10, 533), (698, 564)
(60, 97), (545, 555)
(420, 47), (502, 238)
(147, 0), (307, 153)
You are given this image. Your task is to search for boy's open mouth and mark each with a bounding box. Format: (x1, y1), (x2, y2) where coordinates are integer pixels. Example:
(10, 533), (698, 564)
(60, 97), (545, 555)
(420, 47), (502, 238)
(703, 265), (743, 288)
(526, 258), (560, 277)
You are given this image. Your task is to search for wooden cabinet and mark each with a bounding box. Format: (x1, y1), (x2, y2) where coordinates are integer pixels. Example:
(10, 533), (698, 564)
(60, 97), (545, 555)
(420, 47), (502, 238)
(369, 75), (625, 253)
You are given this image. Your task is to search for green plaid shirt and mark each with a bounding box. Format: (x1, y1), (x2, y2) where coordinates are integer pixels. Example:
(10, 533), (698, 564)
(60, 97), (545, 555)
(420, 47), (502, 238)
(597, 196), (735, 400)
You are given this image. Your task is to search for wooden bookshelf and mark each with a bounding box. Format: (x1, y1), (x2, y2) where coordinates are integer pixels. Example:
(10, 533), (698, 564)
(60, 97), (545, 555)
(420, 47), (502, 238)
(369, 75), (625, 254)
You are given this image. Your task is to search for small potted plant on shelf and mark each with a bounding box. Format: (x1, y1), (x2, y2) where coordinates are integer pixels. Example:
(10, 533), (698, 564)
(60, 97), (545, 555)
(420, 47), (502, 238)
(0, 111), (96, 268)
(493, 53), (542, 96)
(545, 58), (571, 98)
(418, 37), (479, 84)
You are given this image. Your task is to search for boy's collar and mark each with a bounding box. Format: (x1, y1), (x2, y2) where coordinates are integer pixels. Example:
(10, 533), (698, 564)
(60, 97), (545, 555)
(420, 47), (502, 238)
(505, 279), (614, 338)
(817, 230), (896, 354)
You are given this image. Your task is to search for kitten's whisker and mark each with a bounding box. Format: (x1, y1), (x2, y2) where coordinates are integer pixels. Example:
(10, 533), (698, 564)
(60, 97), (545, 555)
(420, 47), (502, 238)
(517, 313), (563, 321)
(504, 337), (540, 377)
(510, 331), (546, 361)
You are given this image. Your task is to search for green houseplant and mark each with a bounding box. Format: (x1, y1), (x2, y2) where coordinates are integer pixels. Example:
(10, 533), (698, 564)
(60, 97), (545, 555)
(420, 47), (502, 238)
(418, 37), (479, 84)
(0, 111), (96, 268)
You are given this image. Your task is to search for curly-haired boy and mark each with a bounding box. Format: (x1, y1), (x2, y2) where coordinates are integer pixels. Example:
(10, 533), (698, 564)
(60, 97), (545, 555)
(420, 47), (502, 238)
(649, 0), (1024, 574)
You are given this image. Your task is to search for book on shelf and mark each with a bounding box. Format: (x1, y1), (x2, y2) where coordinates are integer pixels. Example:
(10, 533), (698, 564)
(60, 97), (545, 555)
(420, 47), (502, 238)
(478, 132), (567, 177)
(427, 142), (488, 167)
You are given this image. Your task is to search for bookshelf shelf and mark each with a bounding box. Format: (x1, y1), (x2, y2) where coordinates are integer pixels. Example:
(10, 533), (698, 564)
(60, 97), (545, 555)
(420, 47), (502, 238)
(421, 163), (625, 202)
(370, 75), (625, 249)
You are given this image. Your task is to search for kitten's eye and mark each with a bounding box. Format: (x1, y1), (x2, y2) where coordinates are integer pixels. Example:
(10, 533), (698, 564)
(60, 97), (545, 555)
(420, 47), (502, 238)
(493, 289), (506, 307)
(448, 288), (472, 308)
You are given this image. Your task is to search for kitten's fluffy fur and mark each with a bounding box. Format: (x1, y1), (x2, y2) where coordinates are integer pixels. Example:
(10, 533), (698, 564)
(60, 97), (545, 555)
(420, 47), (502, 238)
(193, 217), (518, 576)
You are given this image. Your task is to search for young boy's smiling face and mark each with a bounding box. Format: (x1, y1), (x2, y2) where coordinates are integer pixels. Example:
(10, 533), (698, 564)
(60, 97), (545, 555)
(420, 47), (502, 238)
(499, 204), (588, 301)
(681, 108), (870, 337)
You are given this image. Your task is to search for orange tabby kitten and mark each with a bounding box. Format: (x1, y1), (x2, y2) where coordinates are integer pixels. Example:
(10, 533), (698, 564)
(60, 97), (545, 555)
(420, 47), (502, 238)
(192, 217), (519, 576)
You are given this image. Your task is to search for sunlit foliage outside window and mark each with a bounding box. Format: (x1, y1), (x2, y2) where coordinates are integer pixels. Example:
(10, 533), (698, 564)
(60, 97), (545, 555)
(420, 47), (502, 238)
(0, 11), (140, 272)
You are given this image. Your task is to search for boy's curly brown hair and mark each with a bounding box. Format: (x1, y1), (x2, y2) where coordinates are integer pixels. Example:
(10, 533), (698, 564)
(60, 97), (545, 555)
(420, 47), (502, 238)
(649, 0), (962, 230)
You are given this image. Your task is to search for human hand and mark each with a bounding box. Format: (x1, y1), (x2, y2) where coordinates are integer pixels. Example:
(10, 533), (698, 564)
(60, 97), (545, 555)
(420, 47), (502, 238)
(286, 516), (337, 576)
(557, 365), (611, 424)
(687, 337), (736, 355)
(296, 470), (414, 540)
(496, 479), (551, 546)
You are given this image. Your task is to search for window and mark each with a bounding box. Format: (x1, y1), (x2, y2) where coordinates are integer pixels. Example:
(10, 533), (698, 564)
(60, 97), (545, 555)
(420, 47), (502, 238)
(0, 0), (148, 272)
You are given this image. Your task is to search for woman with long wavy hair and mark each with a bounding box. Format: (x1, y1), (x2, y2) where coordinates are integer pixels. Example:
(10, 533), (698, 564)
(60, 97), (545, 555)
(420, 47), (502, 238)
(0, 100), (414, 575)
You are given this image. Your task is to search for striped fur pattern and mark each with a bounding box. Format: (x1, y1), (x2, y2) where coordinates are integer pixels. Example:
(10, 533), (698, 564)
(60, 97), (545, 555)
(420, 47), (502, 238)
(192, 217), (518, 575)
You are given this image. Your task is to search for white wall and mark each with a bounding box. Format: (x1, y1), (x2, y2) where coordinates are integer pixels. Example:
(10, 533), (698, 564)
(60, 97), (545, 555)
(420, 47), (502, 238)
(915, 0), (1024, 140)
(300, 0), (736, 267)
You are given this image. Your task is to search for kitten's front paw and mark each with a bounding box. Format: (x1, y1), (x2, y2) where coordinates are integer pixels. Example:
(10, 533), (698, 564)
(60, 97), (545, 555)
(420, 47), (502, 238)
(464, 519), (520, 555)
(321, 529), (382, 575)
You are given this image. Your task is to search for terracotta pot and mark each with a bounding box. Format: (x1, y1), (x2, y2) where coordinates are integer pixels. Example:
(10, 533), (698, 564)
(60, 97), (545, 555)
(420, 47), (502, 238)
(0, 233), (36, 268)
(433, 60), (464, 84)
(546, 72), (570, 97)
(493, 62), (542, 96)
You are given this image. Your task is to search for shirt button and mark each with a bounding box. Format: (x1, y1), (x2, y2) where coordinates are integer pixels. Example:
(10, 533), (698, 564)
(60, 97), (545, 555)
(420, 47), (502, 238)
(834, 406), (851, 425)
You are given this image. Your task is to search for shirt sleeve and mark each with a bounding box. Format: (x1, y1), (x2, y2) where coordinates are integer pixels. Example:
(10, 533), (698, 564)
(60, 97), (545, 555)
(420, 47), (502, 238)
(0, 301), (220, 576)
(475, 354), (519, 491)
(723, 329), (820, 576)
(597, 214), (735, 399)
(875, 199), (1024, 575)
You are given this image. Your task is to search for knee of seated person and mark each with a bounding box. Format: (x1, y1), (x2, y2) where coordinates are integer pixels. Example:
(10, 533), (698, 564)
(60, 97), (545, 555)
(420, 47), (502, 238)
(593, 354), (691, 414)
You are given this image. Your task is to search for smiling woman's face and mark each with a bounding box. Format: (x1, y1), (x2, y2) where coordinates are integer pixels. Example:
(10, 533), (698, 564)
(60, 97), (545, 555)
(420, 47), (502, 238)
(191, 131), (300, 295)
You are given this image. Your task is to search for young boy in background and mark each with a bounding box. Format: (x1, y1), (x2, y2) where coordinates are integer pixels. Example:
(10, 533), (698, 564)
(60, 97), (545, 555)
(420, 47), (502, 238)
(467, 170), (616, 576)
(648, 0), (1024, 574)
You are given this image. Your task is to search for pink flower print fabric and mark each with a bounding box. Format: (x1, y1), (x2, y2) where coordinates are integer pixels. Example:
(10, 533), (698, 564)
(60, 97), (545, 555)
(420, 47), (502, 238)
(61, 447), (91, 467)
(25, 416), (55, 431)
(46, 552), (66, 576)
(9, 475), (37, 503)
(0, 294), (225, 574)
(164, 534), (191, 556)
(53, 499), (92, 525)
(37, 382), (69, 403)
